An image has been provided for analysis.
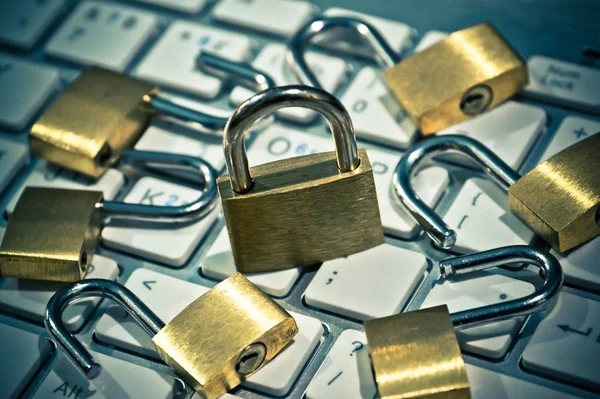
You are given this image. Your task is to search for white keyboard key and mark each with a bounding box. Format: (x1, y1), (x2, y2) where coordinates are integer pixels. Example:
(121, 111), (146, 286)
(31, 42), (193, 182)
(304, 244), (427, 320)
(444, 178), (534, 253)
(438, 102), (546, 169)
(134, 0), (207, 14)
(0, 0), (67, 50)
(212, 0), (317, 38)
(5, 160), (124, 215)
(414, 30), (448, 52)
(341, 67), (417, 148)
(0, 55), (60, 130)
(0, 138), (28, 196)
(95, 269), (210, 358)
(522, 292), (600, 391)
(524, 56), (600, 114)
(0, 323), (52, 398)
(135, 20), (252, 98)
(540, 116), (600, 162)
(421, 271), (534, 359)
(243, 312), (323, 396)
(0, 255), (118, 331)
(323, 8), (415, 55)
(101, 177), (218, 266)
(33, 349), (185, 398)
(306, 329), (375, 399)
(202, 228), (300, 297)
(552, 236), (600, 292)
(230, 43), (346, 123)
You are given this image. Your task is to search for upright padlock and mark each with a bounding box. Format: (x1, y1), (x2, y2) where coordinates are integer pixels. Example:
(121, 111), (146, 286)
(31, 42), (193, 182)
(364, 245), (563, 398)
(288, 17), (528, 134)
(0, 151), (217, 282)
(217, 85), (384, 273)
(393, 133), (600, 252)
(45, 273), (299, 399)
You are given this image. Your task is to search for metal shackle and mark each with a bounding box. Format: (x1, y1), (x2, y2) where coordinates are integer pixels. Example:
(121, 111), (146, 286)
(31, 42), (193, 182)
(393, 134), (521, 248)
(287, 16), (401, 89)
(196, 51), (276, 92)
(98, 150), (218, 223)
(224, 85), (359, 193)
(439, 245), (563, 330)
(45, 279), (165, 379)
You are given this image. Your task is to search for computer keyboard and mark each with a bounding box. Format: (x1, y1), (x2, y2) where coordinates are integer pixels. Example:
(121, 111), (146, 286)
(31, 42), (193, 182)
(0, 0), (599, 398)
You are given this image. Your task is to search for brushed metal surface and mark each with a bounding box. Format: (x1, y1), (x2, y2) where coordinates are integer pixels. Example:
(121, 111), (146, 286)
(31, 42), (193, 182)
(509, 134), (600, 253)
(218, 148), (384, 273)
(364, 305), (470, 399)
(152, 273), (298, 399)
(384, 23), (528, 135)
(0, 187), (103, 282)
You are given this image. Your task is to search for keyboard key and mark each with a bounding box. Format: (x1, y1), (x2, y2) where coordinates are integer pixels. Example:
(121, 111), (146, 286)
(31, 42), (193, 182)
(539, 116), (600, 162)
(0, 255), (118, 331)
(340, 67), (417, 148)
(0, 0), (67, 50)
(133, 0), (207, 14)
(304, 244), (427, 320)
(202, 228), (300, 297)
(101, 177), (218, 266)
(5, 160), (124, 215)
(414, 30), (448, 52)
(438, 102), (546, 169)
(46, 1), (157, 71)
(229, 43), (346, 123)
(443, 178), (534, 253)
(524, 56), (600, 114)
(0, 55), (60, 131)
(306, 329), (376, 399)
(421, 271), (534, 359)
(33, 349), (185, 398)
(322, 8), (415, 55)
(212, 0), (317, 38)
(0, 323), (52, 398)
(0, 138), (28, 196)
(522, 292), (600, 391)
(552, 236), (600, 292)
(135, 20), (252, 98)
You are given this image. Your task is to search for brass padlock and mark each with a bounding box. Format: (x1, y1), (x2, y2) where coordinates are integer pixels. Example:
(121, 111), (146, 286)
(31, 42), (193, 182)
(288, 17), (528, 135)
(218, 85), (384, 273)
(394, 134), (600, 252)
(364, 245), (563, 398)
(0, 151), (217, 282)
(45, 273), (299, 399)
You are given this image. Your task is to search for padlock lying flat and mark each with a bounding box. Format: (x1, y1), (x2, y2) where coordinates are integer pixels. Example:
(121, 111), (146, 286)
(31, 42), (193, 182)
(45, 273), (299, 399)
(364, 246), (563, 398)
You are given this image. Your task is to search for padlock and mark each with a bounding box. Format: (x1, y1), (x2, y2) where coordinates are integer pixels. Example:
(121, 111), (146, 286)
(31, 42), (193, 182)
(0, 151), (217, 282)
(217, 85), (384, 273)
(44, 273), (299, 399)
(288, 17), (528, 135)
(364, 245), (563, 398)
(393, 134), (600, 252)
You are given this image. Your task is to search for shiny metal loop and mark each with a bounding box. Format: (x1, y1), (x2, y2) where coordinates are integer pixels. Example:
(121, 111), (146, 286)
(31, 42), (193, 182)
(45, 279), (165, 379)
(224, 85), (358, 193)
(196, 51), (276, 92)
(439, 245), (563, 331)
(393, 134), (521, 248)
(287, 16), (400, 89)
(97, 149), (218, 223)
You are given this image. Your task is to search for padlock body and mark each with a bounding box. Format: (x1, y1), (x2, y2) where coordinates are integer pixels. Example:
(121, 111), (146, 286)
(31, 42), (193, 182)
(217, 149), (384, 273)
(30, 66), (156, 179)
(0, 188), (103, 282)
(364, 305), (470, 399)
(509, 134), (600, 253)
(384, 23), (528, 135)
(152, 273), (298, 399)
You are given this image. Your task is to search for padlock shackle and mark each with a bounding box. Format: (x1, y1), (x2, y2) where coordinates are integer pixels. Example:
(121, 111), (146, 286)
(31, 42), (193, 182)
(439, 245), (563, 331)
(98, 150), (218, 223)
(224, 85), (359, 193)
(45, 279), (165, 379)
(287, 16), (400, 89)
(393, 134), (521, 248)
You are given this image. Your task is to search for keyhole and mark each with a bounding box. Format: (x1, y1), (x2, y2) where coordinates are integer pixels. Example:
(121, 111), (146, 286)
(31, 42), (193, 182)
(235, 343), (266, 375)
(97, 145), (113, 167)
(460, 84), (493, 116)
